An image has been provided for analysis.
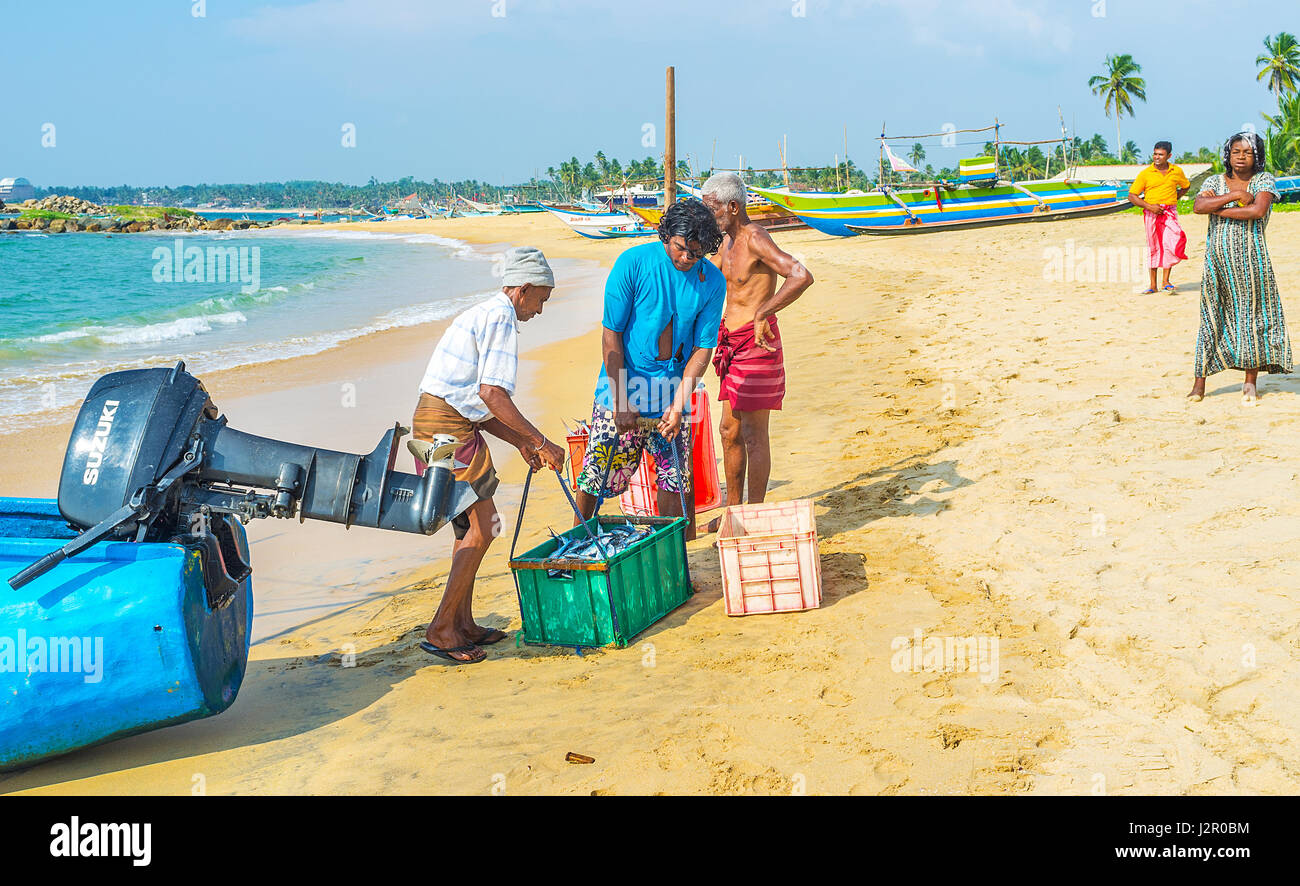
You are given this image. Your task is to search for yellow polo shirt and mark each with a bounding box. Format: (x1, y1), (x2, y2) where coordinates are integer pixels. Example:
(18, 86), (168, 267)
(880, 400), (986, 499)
(1129, 164), (1190, 205)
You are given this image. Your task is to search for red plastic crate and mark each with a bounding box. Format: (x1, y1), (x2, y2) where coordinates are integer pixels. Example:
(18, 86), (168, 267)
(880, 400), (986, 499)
(620, 387), (721, 516)
(565, 430), (589, 493)
(716, 499), (822, 616)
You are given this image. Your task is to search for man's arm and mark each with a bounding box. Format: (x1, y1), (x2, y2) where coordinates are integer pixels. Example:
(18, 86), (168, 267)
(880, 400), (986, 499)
(747, 228), (813, 349)
(602, 326), (639, 433)
(1128, 188), (1161, 212)
(479, 385), (564, 470)
(659, 345), (713, 441)
(1127, 172), (1157, 212)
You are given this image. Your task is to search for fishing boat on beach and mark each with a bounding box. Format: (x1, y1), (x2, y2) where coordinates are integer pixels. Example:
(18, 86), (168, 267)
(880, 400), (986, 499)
(751, 121), (1128, 236)
(1275, 175), (1300, 202)
(752, 173), (1126, 236)
(629, 183), (807, 231)
(540, 204), (656, 240)
(456, 195), (504, 216)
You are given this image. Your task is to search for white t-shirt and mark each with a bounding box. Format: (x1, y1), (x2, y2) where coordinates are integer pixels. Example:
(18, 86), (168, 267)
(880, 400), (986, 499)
(418, 292), (519, 422)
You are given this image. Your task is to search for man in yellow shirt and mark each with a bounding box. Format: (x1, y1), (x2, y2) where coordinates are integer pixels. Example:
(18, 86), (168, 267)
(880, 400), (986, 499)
(1128, 141), (1191, 293)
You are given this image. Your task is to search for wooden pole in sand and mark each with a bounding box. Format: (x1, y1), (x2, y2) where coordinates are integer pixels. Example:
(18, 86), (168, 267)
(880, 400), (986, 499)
(783, 134), (790, 187)
(665, 66), (677, 207)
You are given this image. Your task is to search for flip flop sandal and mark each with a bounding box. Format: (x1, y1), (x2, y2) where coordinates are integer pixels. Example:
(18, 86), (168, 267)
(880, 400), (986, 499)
(419, 641), (486, 664)
(1140, 288), (1157, 294)
(1163, 285), (1177, 292)
(475, 629), (509, 646)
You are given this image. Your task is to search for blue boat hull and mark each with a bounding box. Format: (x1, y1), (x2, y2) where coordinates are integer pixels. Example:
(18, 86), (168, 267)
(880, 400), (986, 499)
(0, 498), (252, 770)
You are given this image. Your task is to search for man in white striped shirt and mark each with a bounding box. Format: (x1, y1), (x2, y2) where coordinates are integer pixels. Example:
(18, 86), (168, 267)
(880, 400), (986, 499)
(411, 246), (566, 664)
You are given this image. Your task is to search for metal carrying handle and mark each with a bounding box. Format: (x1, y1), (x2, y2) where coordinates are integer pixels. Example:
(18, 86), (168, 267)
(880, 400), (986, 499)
(509, 464), (609, 563)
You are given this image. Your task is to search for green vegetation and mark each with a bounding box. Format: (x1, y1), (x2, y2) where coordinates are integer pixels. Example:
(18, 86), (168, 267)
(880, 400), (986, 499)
(544, 154), (690, 199)
(19, 209), (73, 220)
(1088, 54), (1147, 156)
(1257, 32), (1300, 99)
(1258, 32), (1300, 175)
(106, 205), (197, 220)
(35, 178), (556, 211)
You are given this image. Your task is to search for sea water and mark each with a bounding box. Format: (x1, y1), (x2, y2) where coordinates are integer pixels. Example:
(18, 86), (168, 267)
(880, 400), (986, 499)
(0, 229), (500, 430)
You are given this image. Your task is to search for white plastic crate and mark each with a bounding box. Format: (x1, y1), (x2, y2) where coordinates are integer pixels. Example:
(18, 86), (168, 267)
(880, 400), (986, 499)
(715, 499), (822, 615)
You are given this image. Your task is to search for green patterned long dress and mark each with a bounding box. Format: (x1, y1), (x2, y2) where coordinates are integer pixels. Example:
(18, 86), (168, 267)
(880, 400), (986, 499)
(1194, 172), (1291, 377)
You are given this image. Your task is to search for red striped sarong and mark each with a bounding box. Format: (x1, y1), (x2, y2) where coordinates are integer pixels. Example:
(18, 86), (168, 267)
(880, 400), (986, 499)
(1143, 205), (1187, 269)
(713, 316), (785, 411)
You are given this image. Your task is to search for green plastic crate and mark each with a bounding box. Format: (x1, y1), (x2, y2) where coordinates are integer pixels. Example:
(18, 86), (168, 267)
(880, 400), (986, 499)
(510, 514), (692, 648)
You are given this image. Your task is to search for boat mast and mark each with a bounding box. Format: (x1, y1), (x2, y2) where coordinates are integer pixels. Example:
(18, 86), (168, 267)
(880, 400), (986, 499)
(1053, 105), (1068, 180)
(879, 121), (886, 190)
(844, 125), (849, 188)
(993, 117), (1002, 178)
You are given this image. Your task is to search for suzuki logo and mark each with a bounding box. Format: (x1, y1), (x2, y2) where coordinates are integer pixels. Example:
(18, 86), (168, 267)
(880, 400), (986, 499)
(82, 400), (120, 485)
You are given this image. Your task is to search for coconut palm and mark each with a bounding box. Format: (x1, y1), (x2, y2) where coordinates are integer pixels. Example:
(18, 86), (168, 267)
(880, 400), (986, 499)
(907, 143), (926, 168)
(1123, 140), (1140, 163)
(1263, 91), (1300, 173)
(1088, 54), (1147, 158)
(1257, 32), (1300, 100)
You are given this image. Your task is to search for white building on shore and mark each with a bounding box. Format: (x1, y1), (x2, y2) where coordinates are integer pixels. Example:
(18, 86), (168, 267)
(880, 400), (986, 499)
(0, 177), (35, 202)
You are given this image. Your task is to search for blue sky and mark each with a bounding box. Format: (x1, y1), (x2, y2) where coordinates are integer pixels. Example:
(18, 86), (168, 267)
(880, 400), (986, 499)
(2, 0), (1289, 187)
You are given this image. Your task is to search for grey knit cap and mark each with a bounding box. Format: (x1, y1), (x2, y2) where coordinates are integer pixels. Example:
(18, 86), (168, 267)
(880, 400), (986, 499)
(503, 246), (555, 288)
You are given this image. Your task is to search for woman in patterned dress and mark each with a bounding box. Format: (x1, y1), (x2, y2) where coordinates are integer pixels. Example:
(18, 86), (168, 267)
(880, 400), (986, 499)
(1188, 132), (1291, 406)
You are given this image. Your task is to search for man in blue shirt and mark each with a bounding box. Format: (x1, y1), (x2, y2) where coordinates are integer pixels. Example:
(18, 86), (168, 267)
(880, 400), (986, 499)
(574, 199), (726, 540)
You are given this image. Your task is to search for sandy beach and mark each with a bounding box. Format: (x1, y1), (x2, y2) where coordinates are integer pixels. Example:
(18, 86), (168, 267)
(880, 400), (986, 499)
(3, 208), (1298, 795)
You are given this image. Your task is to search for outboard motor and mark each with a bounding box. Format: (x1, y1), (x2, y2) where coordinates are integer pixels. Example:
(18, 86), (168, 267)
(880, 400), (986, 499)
(8, 361), (478, 592)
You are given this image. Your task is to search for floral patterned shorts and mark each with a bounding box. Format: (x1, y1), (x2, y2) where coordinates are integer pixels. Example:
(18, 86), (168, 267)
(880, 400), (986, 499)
(575, 402), (692, 497)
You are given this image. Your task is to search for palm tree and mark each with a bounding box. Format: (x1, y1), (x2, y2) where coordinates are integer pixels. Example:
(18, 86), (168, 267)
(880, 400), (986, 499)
(1263, 91), (1300, 174)
(1122, 140), (1140, 162)
(1026, 145), (1046, 178)
(1088, 54), (1147, 158)
(1257, 32), (1300, 100)
(907, 142), (926, 170)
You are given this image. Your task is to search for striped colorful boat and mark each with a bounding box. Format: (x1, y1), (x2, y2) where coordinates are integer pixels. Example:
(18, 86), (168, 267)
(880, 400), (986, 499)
(627, 200), (806, 232)
(750, 158), (1127, 236)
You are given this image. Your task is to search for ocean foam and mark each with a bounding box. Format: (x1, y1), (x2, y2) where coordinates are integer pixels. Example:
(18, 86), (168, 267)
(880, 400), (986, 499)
(28, 312), (249, 348)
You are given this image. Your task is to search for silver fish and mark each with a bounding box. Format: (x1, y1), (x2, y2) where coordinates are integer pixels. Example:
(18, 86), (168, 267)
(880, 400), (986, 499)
(543, 522), (655, 578)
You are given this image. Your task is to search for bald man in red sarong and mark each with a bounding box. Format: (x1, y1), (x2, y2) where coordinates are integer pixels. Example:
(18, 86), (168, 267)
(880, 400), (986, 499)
(701, 173), (814, 532)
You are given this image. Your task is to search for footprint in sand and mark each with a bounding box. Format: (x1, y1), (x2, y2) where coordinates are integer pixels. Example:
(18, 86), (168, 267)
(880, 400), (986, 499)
(818, 684), (854, 707)
(922, 678), (954, 698)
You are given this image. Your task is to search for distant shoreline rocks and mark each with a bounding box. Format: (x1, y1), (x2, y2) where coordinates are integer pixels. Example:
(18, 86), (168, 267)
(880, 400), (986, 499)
(0, 195), (330, 234)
